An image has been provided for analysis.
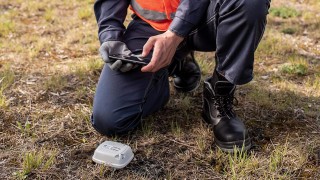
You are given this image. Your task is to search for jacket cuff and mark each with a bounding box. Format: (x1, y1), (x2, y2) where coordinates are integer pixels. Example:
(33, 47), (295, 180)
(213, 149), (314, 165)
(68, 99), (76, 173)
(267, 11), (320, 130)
(99, 30), (123, 44)
(169, 17), (194, 37)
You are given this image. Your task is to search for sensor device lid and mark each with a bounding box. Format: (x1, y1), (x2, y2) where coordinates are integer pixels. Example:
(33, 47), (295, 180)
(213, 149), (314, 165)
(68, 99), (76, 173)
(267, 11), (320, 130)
(92, 141), (134, 169)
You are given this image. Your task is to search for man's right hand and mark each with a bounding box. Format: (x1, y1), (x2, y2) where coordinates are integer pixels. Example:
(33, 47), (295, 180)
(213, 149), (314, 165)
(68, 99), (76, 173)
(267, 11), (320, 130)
(141, 30), (184, 73)
(99, 41), (136, 72)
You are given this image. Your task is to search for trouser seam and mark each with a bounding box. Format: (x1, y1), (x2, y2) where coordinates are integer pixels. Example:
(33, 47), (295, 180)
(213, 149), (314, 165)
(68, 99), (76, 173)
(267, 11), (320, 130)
(119, 70), (168, 132)
(140, 69), (168, 116)
(140, 73), (155, 111)
(113, 72), (157, 133)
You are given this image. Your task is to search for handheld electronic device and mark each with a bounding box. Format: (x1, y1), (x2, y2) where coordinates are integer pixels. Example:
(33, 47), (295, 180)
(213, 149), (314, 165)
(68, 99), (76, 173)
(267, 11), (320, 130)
(109, 54), (148, 65)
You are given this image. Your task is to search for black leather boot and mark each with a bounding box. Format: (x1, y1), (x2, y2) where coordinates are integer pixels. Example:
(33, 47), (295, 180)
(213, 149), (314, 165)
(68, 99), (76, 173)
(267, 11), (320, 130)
(203, 77), (251, 152)
(170, 52), (201, 92)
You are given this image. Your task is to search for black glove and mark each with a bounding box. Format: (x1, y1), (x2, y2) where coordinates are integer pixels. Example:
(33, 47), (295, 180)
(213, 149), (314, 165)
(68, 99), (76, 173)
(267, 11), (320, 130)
(99, 41), (138, 72)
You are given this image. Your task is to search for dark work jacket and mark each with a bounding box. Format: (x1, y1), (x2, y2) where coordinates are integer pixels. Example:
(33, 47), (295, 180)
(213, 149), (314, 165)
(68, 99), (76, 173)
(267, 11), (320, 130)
(94, 0), (210, 44)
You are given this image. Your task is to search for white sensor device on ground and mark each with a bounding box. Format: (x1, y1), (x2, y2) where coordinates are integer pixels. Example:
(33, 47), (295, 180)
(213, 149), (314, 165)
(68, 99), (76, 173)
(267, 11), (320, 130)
(92, 141), (134, 169)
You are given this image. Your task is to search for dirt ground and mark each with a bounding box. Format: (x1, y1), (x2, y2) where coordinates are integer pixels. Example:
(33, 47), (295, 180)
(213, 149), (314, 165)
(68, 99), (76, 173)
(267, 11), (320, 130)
(1, 0), (320, 179)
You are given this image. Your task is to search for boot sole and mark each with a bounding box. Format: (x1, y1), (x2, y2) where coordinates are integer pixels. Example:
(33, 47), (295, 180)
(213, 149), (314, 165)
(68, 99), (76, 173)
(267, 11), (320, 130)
(214, 136), (252, 153)
(202, 112), (252, 153)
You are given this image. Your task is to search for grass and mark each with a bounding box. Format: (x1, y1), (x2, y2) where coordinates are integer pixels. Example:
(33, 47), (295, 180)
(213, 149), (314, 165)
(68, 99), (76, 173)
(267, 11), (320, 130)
(141, 118), (154, 137)
(215, 141), (309, 179)
(0, 64), (15, 90)
(78, 7), (93, 20)
(0, 21), (15, 37)
(226, 147), (251, 179)
(28, 37), (52, 59)
(281, 63), (308, 76)
(45, 74), (68, 91)
(170, 120), (182, 137)
(195, 136), (206, 153)
(14, 150), (56, 179)
(15, 121), (34, 137)
(72, 58), (103, 81)
(279, 54), (309, 76)
(256, 29), (296, 58)
(270, 6), (301, 19)
(0, 64), (15, 108)
(1, 0), (320, 179)
(196, 52), (215, 75)
(44, 8), (55, 22)
(281, 27), (297, 35)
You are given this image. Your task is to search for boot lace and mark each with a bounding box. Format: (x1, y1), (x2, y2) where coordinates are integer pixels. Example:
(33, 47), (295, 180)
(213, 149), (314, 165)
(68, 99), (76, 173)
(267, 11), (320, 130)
(213, 94), (238, 118)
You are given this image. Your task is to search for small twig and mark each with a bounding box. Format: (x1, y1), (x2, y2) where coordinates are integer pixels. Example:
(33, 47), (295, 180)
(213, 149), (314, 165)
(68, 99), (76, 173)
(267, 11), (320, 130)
(299, 50), (320, 60)
(167, 138), (196, 149)
(0, 77), (5, 84)
(36, 122), (64, 143)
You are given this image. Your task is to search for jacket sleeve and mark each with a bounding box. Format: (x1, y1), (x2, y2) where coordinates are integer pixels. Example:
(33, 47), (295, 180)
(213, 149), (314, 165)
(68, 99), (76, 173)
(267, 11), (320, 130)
(94, 0), (130, 44)
(169, 0), (210, 37)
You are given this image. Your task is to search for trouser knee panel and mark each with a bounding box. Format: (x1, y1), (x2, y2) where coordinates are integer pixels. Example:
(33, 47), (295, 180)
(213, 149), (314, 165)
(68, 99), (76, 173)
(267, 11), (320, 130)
(91, 111), (142, 136)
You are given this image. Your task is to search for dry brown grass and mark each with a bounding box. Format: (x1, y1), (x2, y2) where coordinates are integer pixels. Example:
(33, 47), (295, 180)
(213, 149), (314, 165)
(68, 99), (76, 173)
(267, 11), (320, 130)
(1, 0), (320, 179)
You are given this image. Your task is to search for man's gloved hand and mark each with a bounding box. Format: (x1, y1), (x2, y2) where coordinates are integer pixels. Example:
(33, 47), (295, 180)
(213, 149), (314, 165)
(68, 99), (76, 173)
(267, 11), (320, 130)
(99, 41), (136, 72)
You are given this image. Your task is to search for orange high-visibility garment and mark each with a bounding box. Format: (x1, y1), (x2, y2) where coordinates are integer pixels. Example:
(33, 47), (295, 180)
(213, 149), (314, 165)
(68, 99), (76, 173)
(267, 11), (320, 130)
(130, 0), (180, 31)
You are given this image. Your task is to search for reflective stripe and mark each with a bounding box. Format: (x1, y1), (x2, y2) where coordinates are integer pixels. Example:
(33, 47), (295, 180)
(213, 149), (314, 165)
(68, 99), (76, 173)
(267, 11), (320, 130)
(131, 0), (168, 21)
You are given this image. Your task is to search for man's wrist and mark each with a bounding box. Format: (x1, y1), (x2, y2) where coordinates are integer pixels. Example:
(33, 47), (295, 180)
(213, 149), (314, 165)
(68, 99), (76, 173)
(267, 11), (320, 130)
(165, 30), (184, 44)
